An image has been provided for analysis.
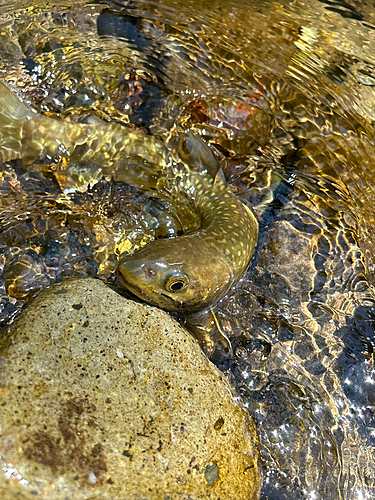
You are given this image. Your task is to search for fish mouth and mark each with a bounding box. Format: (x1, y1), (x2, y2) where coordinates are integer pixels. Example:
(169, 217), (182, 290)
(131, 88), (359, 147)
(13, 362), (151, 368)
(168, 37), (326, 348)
(159, 292), (184, 311)
(118, 272), (179, 311)
(117, 273), (152, 302)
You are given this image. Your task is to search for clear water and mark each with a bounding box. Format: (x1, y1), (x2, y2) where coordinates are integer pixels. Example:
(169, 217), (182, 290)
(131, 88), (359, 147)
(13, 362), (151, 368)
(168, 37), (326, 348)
(0, 0), (375, 498)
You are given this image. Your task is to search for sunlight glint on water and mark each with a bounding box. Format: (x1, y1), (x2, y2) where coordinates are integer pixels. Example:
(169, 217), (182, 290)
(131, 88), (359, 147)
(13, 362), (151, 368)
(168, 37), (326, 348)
(0, 0), (375, 498)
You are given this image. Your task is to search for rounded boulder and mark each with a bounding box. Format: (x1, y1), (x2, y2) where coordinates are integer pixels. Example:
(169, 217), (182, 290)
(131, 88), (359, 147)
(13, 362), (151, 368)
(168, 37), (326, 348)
(0, 278), (261, 500)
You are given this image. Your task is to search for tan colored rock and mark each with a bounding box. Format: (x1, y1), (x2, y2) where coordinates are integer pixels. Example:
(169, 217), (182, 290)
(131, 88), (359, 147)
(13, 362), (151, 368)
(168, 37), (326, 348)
(0, 278), (261, 500)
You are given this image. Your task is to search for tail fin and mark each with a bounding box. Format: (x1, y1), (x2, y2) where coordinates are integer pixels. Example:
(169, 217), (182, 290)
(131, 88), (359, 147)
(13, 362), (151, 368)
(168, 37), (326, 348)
(0, 82), (37, 164)
(0, 81), (172, 194)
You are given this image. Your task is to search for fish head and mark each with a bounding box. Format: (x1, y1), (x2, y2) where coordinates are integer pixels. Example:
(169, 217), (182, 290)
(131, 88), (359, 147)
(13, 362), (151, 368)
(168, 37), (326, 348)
(117, 236), (234, 312)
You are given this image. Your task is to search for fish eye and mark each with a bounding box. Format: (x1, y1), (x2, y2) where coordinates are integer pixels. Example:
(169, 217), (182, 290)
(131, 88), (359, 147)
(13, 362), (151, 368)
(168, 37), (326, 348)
(165, 273), (189, 292)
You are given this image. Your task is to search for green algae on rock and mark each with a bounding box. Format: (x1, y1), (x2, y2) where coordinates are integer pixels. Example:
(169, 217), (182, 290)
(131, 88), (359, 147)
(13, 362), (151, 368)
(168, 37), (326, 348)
(0, 278), (261, 500)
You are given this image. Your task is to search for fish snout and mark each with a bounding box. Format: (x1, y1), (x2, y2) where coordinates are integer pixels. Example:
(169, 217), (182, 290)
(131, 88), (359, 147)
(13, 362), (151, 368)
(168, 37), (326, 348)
(118, 257), (139, 278)
(118, 256), (158, 283)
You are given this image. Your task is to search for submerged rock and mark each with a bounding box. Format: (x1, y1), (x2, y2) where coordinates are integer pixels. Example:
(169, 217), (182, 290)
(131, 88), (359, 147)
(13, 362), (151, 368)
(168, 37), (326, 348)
(0, 278), (260, 500)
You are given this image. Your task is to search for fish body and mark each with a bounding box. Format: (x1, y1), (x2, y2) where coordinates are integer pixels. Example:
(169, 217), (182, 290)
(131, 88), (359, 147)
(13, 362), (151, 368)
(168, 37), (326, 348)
(0, 82), (167, 190)
(0, 81), (258, 312)
(118, 162), (258, 311)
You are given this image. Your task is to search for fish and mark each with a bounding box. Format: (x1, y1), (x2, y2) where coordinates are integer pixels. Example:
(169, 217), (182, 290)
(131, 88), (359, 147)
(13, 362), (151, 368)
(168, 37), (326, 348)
(0, 81), (168, 190)
(0, 81), (258, 312)
(118, 133), (259, 312)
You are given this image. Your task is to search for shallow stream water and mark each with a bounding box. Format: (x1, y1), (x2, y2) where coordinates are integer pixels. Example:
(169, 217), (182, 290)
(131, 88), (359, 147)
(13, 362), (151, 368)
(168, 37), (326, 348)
(0, 0), (375, 498)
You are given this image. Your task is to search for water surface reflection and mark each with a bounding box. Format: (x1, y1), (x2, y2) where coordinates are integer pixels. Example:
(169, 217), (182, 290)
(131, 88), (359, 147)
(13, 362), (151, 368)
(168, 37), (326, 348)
(0, 0), (375, 498)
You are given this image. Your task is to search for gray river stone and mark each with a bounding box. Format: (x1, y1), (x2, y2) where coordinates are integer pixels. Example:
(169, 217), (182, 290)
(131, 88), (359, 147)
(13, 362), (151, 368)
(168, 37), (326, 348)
(0, 278), (261, 500)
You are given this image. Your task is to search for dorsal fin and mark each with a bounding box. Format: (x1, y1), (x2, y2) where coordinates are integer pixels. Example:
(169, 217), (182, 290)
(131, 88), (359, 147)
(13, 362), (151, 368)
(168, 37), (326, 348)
(171, 130), (221, 179)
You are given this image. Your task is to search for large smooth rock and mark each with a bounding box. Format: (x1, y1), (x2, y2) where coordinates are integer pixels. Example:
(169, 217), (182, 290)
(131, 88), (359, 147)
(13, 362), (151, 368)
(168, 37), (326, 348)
(0, 278), (261, 500)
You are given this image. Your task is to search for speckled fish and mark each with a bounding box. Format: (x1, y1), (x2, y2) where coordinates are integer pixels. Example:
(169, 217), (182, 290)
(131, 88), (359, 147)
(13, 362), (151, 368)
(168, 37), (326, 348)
(0, 81), (258, 312)
(118, 133), (258, 312)
(0, 82), (168, 190)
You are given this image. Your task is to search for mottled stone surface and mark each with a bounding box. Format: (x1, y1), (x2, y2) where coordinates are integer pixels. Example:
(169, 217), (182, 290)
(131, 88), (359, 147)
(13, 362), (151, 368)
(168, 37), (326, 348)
(0, 278), (260, 500)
